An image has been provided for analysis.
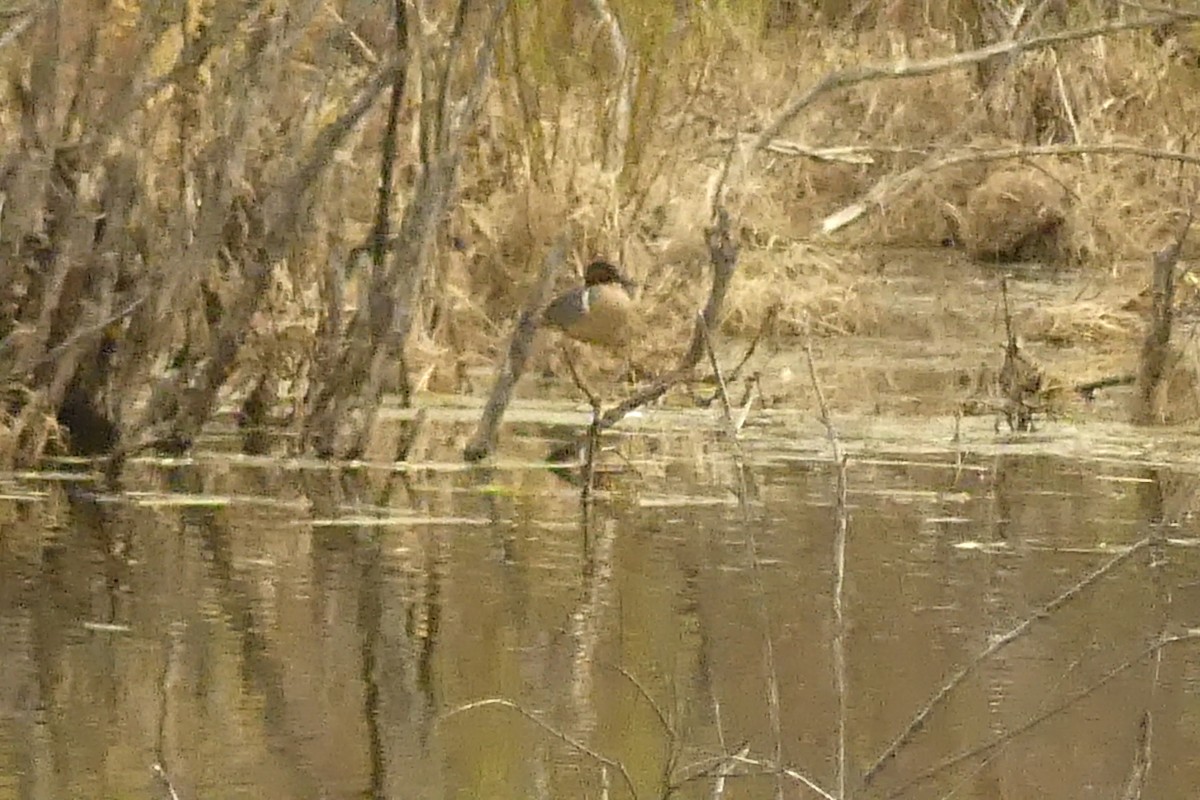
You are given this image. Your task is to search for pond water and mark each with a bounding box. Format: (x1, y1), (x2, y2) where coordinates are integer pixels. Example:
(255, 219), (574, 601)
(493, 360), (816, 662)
(1, 406), (1199, 800)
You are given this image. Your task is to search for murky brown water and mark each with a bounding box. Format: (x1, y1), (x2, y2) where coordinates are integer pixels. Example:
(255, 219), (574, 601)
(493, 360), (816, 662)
(2, 407), (1199, 799)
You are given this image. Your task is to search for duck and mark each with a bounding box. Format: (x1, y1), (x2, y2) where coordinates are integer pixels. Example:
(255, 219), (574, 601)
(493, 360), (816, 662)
(542, 260), (637, 349)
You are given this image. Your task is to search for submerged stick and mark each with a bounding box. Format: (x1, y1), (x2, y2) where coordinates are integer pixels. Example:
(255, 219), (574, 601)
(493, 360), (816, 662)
(1132, 212), (1192, 425)
(803, 339), (848, 800)
(699, 312), (741, 443)
(564, 348), (603, 507)
(464, 238), (569, 461)
(864, 537), (1153, 786)
(726, 303), (778, 383)
(884, 631), (1198, 799)
(440, 698), (639, 799)
(1120, 711), (1153, 800)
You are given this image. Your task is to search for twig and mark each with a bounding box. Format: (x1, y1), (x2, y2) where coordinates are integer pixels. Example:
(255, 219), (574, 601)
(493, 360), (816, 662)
(9, 294), (149, 371)
(1122, 508), (1169, 800)
(710, 698), (733, 799)
(151, 764), (181, 800)
(803, 338), (848, 800)
(440, 698), (640, 800)
(720, 139), (1200, 170)
(727, 753), (839, 800)
(368, 1), (410, 272)
(1132, 211), (1193, 424)
(564, 348), (603, 508)
(152, 622), (184, 800)
(323, 0), (380, 65)
(864, 537), (1153, 786)
(727, 304), (778, 383)
(583, 397), (601, 508)
(464, 236), (569, 461)
(823, 141), (1200, 235)
(586, 0), (634, 172)
(1052, 59), (1085, 163)
(1120, 711), (1153, 800)
(733, 376), (759, 434)
(883, 631), (1200, 799)
(715, 11), (1200, 211)
(612, 665), (679, 792)
(393, 407), (427, 462)
(710, 745), (749, 800)
(613, 665), (674, 740)
(361, 2), (411, 406)
(563, 346), (602, 410)
(1076, 373), (1137, 400)
(698, 311), (740, 442)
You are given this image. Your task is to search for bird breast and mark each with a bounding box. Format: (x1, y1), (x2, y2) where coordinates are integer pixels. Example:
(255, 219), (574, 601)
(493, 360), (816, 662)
(548, 284), (632, 348)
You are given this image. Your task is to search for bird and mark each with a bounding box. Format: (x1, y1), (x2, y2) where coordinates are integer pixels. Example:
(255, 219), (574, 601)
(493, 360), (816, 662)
(541, 260), (637, 349)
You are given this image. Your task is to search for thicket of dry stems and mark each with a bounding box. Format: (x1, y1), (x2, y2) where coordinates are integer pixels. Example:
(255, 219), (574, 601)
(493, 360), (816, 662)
(1, 0), (1199, 468)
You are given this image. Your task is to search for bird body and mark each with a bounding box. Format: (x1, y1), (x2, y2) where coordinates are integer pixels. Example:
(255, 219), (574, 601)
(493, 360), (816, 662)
(542, 261), (636, 349)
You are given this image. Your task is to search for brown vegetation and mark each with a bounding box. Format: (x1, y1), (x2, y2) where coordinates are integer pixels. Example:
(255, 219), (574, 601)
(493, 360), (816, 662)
(1, 1), (1199, 469)
(960, 166), (1068, 263)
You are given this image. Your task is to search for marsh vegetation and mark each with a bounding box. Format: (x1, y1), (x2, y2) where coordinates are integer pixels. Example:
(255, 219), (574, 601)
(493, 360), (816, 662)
(2, 0), (1200, 466)
(3, 1), (1200, 798)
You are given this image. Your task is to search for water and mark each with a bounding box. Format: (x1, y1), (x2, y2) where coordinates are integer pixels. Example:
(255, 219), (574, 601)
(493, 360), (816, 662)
(1, 408), (1198, 799)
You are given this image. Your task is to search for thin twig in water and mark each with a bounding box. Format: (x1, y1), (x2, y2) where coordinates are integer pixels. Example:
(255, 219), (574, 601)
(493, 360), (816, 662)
(611, 665), (679, 793)
(803, 338), (848, 800)
(1122, 518), (1169, 800)
(1120, 711), (1153, 800)
(613, 665), (674, 739)
(883, 631), (1200, 799)
(559, 351), (607, 510)
(151, 764), (181, 800)
(728, 753), (839, 800)
(583, 404), (601, 508)
(727, 304), (779, 382)
(865, 537), (1153, 786)
(707, 743), (751, 800)
(711, 697), (733, 799)
(563, 347), (603, 508)
(699, 312), (742, 444)
(441, 698), (639, 799)
(734, 377), (759, 433)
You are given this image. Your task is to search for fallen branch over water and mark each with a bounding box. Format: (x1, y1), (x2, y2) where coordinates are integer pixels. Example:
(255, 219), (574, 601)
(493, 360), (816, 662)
(463, 238), (569, 462)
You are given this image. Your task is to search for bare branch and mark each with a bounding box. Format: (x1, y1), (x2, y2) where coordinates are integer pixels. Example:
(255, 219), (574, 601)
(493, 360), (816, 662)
(718, 10), (1200, 208)
(440, 698), (640, 800)
(865, 537), (1153, 785)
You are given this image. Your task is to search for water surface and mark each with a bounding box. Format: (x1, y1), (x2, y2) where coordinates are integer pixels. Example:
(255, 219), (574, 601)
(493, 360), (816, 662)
(1, 408), (1197, 799)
